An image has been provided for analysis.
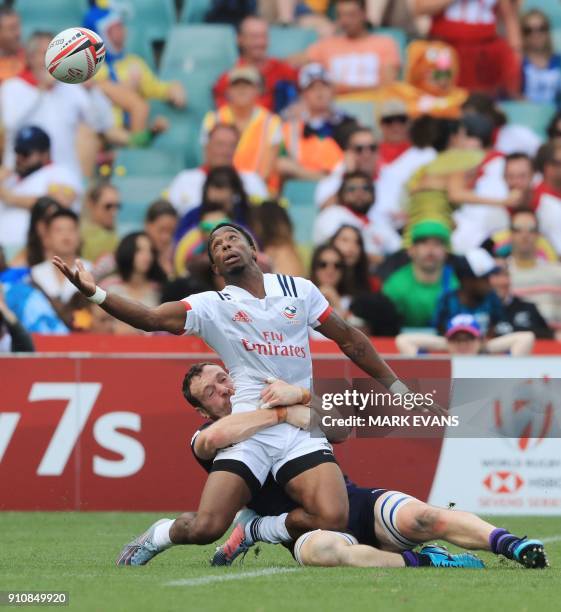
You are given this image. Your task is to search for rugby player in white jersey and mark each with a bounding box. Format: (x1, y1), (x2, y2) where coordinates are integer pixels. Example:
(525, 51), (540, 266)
(186, 364), (547, 570)
(53, 223), (424, 566)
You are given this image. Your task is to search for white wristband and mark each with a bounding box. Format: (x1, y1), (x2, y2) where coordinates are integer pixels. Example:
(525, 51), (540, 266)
(87, 286), (107, 305)
(389, 379), (409, 396)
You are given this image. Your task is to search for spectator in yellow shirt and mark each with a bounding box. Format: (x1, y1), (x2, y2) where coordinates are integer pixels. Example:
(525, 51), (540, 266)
(91, 10), (186, 129)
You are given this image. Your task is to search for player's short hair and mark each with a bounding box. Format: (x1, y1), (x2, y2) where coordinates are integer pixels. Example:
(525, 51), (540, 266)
(207, 222), (257, 263)
(182, 362), (217, 409)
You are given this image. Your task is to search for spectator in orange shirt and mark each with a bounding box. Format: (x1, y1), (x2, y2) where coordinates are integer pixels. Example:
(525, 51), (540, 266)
(203, 67), (282, 186)
(294, 0), (400, 93)
(0, 5), (24, 84)
(277, 64), (355, 182)
(213, 16), (298, 114)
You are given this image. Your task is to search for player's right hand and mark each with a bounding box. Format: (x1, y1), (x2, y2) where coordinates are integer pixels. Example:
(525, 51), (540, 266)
(260, 377), (306, 409)
(52, 257), (96, 297)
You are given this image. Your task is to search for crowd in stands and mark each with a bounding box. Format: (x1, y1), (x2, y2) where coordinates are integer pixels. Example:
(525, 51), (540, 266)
(2, 0), (561, 358)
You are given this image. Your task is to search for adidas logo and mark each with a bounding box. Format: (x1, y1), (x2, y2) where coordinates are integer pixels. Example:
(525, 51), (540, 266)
(232, 310), (252, 323)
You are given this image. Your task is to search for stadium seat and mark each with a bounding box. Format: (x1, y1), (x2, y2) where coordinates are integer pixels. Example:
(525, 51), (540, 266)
(499, 100), (556, 137)
(523, 0), (561, 28)
(180, 0), (212, 23)
(552, 28), (561, 53)
(113, 149), (184, 177)
(127, 29), (156, 72)
(114, 174), (177, 236)
(16, 0), (87, 40)
(283, 180), (318, 245)
(149, 101), (203, 168)
(268, 26), (318, 58)
(334, 100), (377, 131)
(159, 25), (238, 117)
(114, 0), (176, 42)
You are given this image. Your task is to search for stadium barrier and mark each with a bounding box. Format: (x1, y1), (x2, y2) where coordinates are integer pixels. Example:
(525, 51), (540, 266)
(1, 352), (560, 514)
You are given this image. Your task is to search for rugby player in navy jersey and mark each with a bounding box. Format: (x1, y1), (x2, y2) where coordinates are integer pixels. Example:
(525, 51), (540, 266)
(184, 363), (548, 570)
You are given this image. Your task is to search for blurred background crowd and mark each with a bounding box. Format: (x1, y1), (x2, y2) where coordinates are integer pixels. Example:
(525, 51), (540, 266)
(1, 0), (561, 357)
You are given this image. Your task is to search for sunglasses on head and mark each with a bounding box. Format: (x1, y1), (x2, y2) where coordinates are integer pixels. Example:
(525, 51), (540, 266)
(381, 114), (408, 125)
(351, 144), (377, 154)
(317, 260), (344, 270)
(523, 24), (549, 34)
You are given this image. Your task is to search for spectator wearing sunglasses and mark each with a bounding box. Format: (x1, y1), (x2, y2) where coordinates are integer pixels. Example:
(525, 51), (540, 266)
(0, 126), (81, 254)
(377, 99), (411, 172)
(80, 181), (121, 269)
(521, 10), (561, 106)
(507, 209), (561, 332)
(313, 170), (401, 261)
(310, 244), (350, 322)
(314, 126), (379, 210)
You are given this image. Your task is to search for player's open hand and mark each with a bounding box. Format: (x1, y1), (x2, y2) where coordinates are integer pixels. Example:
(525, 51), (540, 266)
(260, 378), (307, 409)
(52, 257), (96, 297)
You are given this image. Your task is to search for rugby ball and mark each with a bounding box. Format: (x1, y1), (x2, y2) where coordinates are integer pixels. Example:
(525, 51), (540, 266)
(45, 27), (105, 84)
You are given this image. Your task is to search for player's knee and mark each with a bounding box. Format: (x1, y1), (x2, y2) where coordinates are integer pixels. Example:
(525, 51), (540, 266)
(189, 512), (229, 544)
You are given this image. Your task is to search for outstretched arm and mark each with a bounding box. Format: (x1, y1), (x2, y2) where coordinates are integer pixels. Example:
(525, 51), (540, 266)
(52, 257), (187, 335)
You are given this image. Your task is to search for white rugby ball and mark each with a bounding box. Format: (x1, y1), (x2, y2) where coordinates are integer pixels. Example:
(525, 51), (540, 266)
(45, 27), (106, 84)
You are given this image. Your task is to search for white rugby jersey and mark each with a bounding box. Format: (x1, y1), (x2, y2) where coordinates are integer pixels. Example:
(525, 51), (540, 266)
(182, 273), (332, 414)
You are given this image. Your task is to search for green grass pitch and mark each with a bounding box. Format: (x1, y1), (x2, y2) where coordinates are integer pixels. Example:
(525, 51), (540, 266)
(1, 512), (560, 612)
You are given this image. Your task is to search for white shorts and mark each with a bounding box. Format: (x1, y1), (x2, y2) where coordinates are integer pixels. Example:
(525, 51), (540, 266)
(213, 424), (335, 495)
(293, 530), (358, 566)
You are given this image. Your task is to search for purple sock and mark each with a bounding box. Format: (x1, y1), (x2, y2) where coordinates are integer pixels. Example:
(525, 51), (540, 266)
(402, 550), (431, 567)
(489, 528), (520, 559)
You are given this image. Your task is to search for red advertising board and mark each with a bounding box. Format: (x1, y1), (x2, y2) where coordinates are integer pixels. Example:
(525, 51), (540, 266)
(0, 356), (449, 511)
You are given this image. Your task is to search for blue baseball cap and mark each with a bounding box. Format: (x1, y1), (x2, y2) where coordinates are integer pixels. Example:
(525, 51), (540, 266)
(15, 126), (50, 155)
(445, 314), (482, 339)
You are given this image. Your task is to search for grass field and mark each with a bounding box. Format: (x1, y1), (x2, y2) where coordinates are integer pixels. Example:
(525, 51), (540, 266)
(1, 513), (560, 612)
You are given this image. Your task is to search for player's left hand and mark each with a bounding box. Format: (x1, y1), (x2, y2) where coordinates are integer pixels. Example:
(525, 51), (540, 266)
(260, 378), (308, 409)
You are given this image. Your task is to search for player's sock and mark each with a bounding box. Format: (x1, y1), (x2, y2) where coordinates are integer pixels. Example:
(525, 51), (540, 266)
(489, 528), (523, 560)
(246, 513), (291, 544)
(152, 519), (175, 550)
(402, 551), (432, 567)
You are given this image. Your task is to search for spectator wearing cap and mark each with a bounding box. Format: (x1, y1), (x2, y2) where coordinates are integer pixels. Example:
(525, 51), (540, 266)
(531, 143), (561, 257)
(213, 16), (298, 114)
(416, 0), (521, 98)
(383, 220), (459, 328)
(507, 209), (561, 331)
(0, 126), (82, 253)
(91, 9), (186, 124)
(0, 32), (114, 181)
(313, 170), (401, 261)
(202, 67), (282, 186)
(277, 64), (354, 182)
(406, 114), (521, 248)
(166, 124), (268, 216)
(490, 259), (555, 340)
(434, 247), (505, 337)
(0, 5), (24, 84)
(377, 99), (411, 172)
(293, 0), (400, 94)
(396, 313), (535, 356)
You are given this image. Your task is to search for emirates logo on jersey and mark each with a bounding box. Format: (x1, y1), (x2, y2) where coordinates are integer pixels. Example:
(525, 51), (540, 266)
(232, 310), (252, 323)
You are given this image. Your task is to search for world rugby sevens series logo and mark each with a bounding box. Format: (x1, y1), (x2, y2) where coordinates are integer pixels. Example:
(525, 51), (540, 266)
(282, 305), (297, 320)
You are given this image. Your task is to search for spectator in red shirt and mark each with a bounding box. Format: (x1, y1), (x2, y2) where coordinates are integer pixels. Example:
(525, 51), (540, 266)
(416, 0), (521, 97)
(213, 16), (298, 114)
(531, 143), (561, 257)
